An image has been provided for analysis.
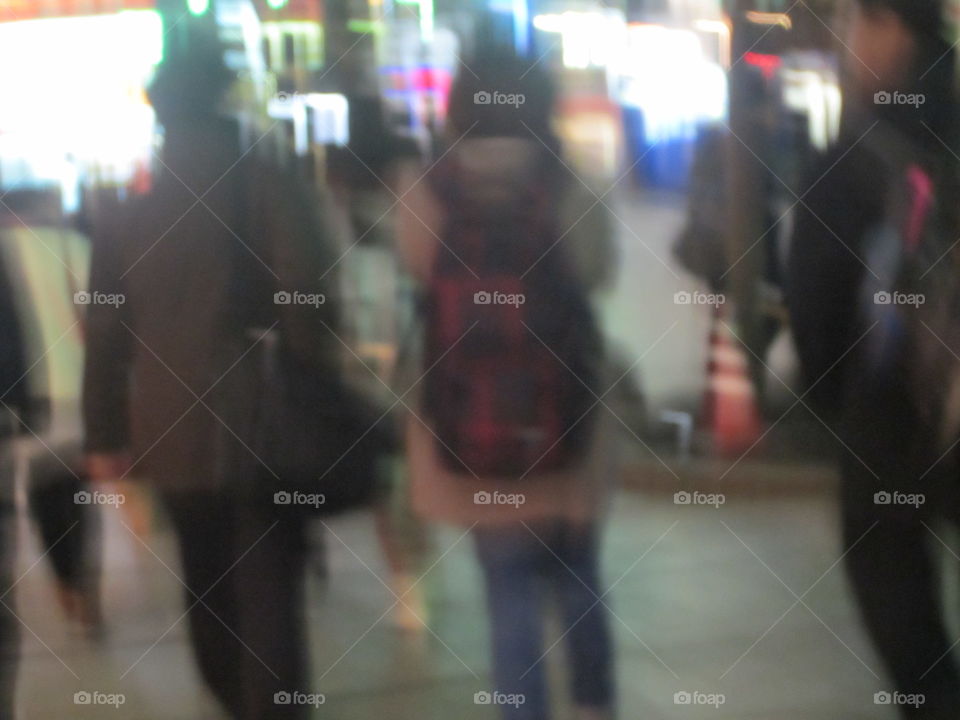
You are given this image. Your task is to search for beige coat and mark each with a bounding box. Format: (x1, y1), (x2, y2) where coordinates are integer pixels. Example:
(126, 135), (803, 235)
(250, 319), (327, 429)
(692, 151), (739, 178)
(395, 137), (618, 527)
(83, 122), (341, 492)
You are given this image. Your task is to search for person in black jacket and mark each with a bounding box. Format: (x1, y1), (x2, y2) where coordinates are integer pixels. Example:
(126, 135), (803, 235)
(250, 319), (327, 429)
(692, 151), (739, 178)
(83, 38), (340, 719)
(0, 250), (24, 718)
(0, 251), (26, 426)
(788, 1), (960, 717)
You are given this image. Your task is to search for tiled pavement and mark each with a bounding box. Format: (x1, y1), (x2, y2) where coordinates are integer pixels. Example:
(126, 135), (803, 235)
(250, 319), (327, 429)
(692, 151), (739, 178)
(14, 479), (952, 719)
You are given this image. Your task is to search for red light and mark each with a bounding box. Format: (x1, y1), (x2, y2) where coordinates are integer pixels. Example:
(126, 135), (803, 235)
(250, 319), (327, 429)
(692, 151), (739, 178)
(743, 51), (781, 80)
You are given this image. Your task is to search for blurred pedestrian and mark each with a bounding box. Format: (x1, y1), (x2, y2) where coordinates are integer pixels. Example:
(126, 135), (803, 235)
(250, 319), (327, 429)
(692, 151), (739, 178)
(788, 1), (960, 717)
(396, 53), (617, 720)
(0, 249), (24, 718)
(82, 38), (340, 720)
(327, 96), (431, 631)
(0, 188), (103, 636)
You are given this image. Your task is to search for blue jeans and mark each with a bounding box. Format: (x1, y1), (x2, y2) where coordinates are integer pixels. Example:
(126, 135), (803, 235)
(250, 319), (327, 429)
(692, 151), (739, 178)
(473, 521), (614, 720)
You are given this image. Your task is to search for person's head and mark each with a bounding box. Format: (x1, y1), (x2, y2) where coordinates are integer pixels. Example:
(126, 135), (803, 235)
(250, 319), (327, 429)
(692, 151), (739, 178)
(446, 54), (557, 142)
(147, 38), (241, 183)
(846, 0), (958, 145)
(847, 0), (948, 96)
(147, 37), (235, 129)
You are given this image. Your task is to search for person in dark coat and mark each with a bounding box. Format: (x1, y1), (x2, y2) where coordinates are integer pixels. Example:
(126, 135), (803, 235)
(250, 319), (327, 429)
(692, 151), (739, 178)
(83, 39), (339, 719)
(788, 2), (960, 716)
(0, 251), (24, 718)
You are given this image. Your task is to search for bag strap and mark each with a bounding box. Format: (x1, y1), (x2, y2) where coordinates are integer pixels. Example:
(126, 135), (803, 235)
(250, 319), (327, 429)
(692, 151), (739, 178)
(904, 164), (934, 254)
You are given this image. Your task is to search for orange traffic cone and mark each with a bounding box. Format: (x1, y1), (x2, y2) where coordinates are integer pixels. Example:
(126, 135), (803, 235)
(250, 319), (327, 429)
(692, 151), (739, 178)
(701, 305), (764, 457)
(130, 159), (152, 196)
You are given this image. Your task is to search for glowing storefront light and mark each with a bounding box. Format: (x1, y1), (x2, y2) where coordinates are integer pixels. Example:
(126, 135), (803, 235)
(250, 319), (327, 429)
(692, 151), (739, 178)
(396, 0), (434, 41)
(532, 11), (626, 69)
(0, 11), (163, 190)
(781, 67), (842, 151)
(621, 24), (727, 142)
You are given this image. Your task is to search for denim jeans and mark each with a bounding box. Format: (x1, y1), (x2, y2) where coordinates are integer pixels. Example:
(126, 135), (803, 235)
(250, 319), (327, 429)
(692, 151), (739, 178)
(473, 521), (614, 720)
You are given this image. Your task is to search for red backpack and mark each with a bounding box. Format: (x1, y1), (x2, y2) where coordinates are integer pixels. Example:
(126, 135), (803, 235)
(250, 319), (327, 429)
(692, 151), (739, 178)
(421, 149), (601, 478)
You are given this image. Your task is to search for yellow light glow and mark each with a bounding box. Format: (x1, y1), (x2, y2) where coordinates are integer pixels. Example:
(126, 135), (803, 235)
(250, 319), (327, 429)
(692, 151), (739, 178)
(745, 11), (792, 30)
(0, 12), (162, 185)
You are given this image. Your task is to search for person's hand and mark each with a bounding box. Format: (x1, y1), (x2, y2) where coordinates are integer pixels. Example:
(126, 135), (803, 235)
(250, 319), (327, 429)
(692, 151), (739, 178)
(85, 452), (132, 482)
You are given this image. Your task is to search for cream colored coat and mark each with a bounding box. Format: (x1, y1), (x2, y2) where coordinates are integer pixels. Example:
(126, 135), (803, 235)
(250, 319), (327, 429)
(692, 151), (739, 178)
(395, 137), (619, 527)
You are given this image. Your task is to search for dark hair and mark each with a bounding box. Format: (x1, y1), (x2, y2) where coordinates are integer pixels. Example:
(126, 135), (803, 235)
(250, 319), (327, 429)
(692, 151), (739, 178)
(147, 38), (235, 127)
(446, 54), (557, 141)
(856, 0), (946, 43)
(856, 0), (957, 146)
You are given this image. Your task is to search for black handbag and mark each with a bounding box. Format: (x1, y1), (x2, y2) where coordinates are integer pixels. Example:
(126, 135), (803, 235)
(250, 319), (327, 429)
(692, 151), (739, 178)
(229, 165), (397, 516)
(249, 332), (397, 516)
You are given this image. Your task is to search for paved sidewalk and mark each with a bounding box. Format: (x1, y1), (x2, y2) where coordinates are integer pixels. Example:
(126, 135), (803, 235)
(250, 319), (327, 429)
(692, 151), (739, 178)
(12, 482), (935, 719)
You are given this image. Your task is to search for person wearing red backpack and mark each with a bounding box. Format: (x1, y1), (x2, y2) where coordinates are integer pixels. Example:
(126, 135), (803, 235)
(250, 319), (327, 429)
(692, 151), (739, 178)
(395, 54), (618, 720)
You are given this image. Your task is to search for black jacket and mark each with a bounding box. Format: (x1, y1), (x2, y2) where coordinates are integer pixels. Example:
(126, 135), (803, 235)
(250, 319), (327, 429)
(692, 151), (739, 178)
(787, 136), (887, 417)
(83, 119), (341, 490)
(0, 253), (27, 434)
(787, 118), (959, 510)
